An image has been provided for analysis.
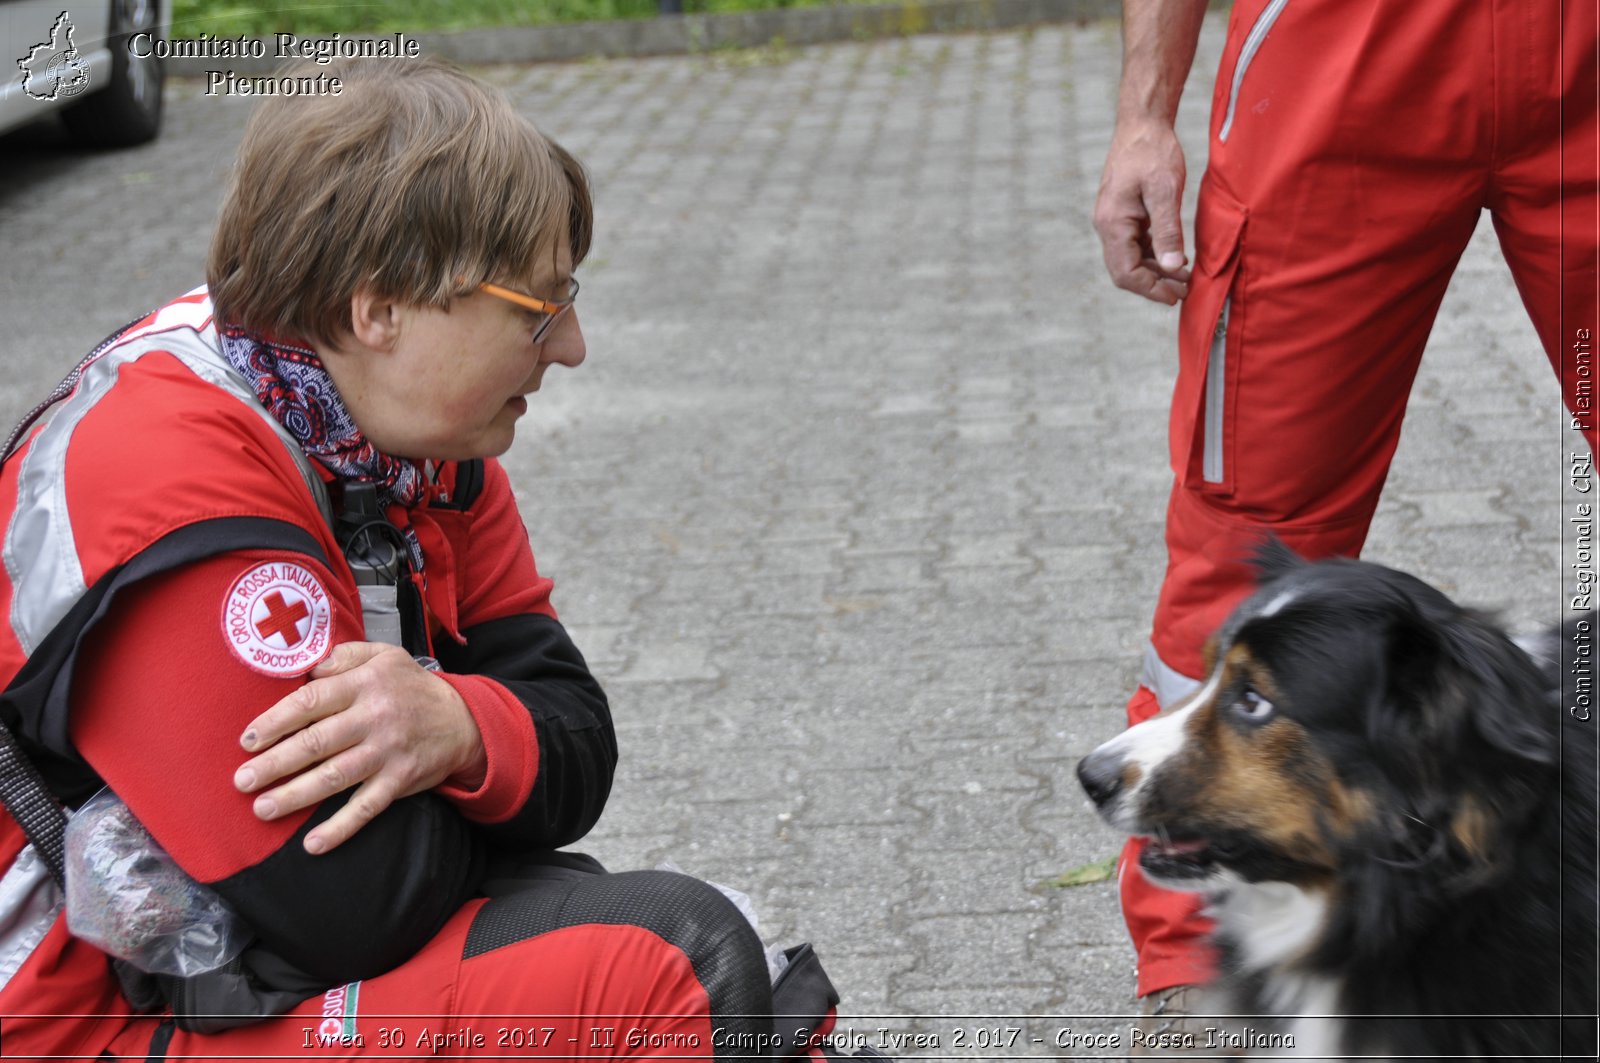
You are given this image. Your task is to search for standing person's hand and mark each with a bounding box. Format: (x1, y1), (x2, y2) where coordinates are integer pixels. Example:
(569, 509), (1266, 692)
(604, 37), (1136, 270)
(1093, 119), (1191, 305)
(233, 641), (488, 854)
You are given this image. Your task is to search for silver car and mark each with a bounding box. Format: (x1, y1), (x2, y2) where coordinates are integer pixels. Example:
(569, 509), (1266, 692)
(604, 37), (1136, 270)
(2, 0), (169, 146)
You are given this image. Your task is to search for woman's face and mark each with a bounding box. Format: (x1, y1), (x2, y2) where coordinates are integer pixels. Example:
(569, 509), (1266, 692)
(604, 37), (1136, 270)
(332, 245), (585, 461)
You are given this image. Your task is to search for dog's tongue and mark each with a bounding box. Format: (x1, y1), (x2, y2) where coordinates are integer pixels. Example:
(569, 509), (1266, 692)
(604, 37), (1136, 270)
(1154, 837), (1209, 855)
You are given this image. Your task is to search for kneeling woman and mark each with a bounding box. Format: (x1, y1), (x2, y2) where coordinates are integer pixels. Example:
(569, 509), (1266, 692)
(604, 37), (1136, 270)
(0, 57), (828, 1060)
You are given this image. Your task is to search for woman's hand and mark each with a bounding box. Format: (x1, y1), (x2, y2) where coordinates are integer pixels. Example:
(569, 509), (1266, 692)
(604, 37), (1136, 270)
(233, 641), (487, 855)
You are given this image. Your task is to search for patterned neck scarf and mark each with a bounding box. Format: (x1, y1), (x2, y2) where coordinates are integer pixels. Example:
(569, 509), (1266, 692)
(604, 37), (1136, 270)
(218, 326), (428, 570)
(219, 325), (427, 509)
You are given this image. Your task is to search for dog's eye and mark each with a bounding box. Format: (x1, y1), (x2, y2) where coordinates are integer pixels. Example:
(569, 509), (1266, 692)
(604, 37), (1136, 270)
(1232, 688), (1275, 723)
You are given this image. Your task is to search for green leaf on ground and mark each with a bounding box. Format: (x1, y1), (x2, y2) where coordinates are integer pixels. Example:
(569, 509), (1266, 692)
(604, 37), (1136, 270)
(1038, 856), (1116, 889)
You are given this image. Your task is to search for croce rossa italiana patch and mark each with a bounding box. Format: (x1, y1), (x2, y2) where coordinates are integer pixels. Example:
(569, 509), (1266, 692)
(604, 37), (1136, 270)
(223, 561), (334, 677)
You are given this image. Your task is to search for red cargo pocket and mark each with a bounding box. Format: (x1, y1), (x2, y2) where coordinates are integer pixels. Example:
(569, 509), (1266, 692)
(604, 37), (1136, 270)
(1170, 178), (1248, 493)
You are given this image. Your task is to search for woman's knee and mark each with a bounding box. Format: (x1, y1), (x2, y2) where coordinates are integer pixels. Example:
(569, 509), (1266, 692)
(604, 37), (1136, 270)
(465, 868), (772, 1015)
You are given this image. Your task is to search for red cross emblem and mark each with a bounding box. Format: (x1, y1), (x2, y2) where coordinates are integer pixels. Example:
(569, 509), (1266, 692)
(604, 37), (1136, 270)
(225, 562), (334, 677)
(254, 591), (310, 648)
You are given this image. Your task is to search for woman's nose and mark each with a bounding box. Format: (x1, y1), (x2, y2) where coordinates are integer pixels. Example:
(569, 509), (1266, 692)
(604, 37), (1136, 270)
(541, 310), (585, 367)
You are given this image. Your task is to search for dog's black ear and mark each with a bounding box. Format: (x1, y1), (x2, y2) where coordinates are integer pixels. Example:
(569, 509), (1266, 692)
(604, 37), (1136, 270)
(1387, 607), (1556, 767)
(1442, 613), (1558, 765)
(1249, 535), (1303, 584)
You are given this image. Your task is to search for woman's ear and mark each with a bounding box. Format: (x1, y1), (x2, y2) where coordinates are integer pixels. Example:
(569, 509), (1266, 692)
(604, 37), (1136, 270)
(347, 290), (404, 352)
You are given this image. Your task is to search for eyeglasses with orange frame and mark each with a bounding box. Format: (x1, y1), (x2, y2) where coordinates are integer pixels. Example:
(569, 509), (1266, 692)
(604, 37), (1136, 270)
(478, 278), (580, 344)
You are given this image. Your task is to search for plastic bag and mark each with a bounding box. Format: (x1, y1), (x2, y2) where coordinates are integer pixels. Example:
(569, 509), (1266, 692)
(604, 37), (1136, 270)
(64, 788), (249, 977)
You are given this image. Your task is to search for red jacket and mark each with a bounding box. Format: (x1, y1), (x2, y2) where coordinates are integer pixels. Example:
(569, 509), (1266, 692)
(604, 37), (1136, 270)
(0, 290), (614, 1055)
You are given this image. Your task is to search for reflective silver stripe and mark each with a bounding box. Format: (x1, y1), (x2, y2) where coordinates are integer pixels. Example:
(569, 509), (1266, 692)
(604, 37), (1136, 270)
(1219, 0), (1289, 143)
(0, 844), (63, 993)
(1203, 297), (1230, 484)
(4, 313), (330, 656)
(1140, 641), (1203, 710)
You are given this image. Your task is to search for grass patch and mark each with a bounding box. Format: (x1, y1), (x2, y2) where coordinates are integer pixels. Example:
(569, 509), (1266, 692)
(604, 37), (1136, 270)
(173, 0), (898, 39)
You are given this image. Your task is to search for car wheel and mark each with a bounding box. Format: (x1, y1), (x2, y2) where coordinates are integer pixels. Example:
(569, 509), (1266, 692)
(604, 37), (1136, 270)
(61, 0), (164, 147)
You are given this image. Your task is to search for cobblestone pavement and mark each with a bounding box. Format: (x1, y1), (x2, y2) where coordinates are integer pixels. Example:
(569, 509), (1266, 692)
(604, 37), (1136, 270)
(0, 12), (1570, 1056)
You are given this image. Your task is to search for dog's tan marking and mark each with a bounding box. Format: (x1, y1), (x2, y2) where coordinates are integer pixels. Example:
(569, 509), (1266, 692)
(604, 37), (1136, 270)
(1449, 797), (1496, 864)
(1236, 645), (1281, 701)
(1323, 781), (1376, 837)
(1156, 642), (1351, 871)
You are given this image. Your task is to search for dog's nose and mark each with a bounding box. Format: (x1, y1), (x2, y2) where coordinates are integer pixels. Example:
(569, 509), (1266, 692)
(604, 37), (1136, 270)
(1077, 749), (1125, 807)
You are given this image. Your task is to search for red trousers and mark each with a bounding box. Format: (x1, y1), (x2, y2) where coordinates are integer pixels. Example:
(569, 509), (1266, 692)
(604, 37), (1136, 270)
(8, 870), (782, 1062)
(115, 900), (720, 1061)
(1124, 0), (1600, 997)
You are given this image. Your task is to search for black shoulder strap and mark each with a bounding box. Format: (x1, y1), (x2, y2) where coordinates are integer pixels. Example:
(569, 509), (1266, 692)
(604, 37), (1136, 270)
(0, 724), (66, 884)
(435, 459), (486, 512)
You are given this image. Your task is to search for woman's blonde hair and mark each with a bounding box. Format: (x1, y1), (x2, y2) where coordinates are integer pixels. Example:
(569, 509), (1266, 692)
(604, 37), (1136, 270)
(207, 57), (592, 347)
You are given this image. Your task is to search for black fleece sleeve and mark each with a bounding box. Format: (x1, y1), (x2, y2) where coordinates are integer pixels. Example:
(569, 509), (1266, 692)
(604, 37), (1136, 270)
(435, 612), (616, 850)
(213, 792), (485, 982)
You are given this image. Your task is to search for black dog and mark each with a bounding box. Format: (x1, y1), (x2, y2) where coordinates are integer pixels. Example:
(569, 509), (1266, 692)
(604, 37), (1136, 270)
(1079, 542), (1598, 1059)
